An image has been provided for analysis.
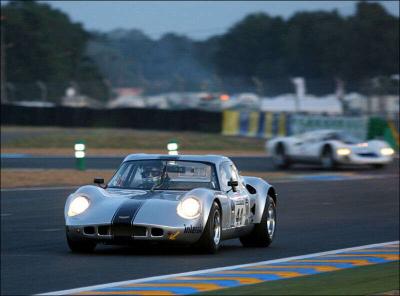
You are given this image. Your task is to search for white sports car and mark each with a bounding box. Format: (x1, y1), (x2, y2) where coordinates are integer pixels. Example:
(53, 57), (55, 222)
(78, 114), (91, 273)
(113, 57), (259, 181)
(267, 129), (395, 169)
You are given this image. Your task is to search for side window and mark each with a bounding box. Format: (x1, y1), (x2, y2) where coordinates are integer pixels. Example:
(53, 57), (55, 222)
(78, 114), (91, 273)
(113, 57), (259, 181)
(220, 162), (233, 192)
(220, 162), (243, 192)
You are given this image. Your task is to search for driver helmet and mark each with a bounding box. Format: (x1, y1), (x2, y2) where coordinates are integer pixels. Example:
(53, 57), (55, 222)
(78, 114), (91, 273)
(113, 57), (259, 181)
(141, 164), (162, 183)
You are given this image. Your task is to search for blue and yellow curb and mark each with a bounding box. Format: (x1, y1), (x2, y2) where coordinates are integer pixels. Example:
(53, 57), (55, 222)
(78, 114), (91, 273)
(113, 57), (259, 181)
(40, 241), (399, 295)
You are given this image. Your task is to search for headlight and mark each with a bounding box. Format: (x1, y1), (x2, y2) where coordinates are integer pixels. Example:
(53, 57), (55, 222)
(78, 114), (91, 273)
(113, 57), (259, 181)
(177, 197), (201, 219)
(68, 196), (90, 217)
(336, 148), (351, 156)
(380, 147), (394, 156)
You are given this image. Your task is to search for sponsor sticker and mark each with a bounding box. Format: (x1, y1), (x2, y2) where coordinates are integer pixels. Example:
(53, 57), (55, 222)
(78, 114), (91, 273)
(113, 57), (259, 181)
(184, 224), (203, 234)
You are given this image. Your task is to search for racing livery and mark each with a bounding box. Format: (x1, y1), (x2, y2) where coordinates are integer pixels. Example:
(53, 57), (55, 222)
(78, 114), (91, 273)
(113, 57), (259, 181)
(65, 154), (277, 253)
(267, 129), (395, 169)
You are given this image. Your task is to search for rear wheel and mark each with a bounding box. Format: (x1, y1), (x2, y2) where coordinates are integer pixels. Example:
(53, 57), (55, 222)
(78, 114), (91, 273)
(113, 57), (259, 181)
(240, 196), (276, 247)
(273, 144), (290, 169)
(196, 202), (221, 254)
(67, 235), (96, 253)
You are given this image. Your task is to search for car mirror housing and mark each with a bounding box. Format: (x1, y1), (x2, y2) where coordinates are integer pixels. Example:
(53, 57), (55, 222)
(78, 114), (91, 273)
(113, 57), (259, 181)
(227, 180), (239, 192)
(94, 178), (104, 185)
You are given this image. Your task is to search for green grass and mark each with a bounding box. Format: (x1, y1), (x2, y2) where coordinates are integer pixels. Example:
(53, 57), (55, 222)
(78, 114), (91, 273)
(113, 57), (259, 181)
(196, 261), (399, 295)
(1, 126), (264, 151)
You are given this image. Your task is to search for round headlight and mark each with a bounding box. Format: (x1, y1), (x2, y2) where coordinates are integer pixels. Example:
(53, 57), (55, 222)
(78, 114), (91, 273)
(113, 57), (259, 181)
(380, 147), (394, 156)
(68, 196), (90, 217)
(177, 197), (201, 219)
(336, 148), (351, 156)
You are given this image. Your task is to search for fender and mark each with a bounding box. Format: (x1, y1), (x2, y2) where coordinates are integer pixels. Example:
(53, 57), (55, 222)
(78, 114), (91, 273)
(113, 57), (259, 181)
(242, 176), (276, 223)
(182, 188), (230, 231)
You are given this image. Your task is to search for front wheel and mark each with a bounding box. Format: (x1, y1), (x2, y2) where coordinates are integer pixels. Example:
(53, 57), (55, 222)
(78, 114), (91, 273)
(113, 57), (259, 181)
(196, 202), (221, 254)
(240, 196), (276, 247)
(273, 144), (290, 169)
(67, 235), (96, 253)
(321, 148), (336, 170)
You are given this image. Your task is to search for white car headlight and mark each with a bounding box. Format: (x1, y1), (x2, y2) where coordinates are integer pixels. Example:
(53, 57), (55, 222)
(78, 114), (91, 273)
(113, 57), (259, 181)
(380, 147), (394, 156)
(177, 197), (201, 219)
(336, 148), (351, 156)
(68, 196), (90, 217)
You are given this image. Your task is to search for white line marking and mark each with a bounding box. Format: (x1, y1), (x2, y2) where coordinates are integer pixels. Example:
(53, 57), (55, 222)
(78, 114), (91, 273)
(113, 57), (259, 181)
(1, 186), (77, 192)
(38, 240), (399, 296)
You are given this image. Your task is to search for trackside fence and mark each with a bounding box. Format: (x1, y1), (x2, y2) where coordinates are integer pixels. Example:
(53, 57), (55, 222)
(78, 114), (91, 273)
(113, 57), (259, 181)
(0, 104), (221, 133)
(1, 105), (398, 149)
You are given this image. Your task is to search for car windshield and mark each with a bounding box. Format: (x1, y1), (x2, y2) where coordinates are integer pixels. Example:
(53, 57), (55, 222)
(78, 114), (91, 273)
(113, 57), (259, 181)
(108, 160), (219, 191)
(324, 131), (361, 144)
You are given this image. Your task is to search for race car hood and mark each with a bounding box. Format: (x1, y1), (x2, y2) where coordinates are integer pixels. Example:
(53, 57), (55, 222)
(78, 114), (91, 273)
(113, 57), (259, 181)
(104, 188), (185, 201)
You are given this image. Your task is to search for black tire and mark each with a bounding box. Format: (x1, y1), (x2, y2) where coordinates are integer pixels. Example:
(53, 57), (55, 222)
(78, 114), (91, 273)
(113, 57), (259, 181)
(240, 196), (276, 247)
(321, 146), (336, 170)
(273, 144), (290, 169)
(67, 235), (96, 253)
(196, 202), (221, 254)
(372, 164), (385, 169)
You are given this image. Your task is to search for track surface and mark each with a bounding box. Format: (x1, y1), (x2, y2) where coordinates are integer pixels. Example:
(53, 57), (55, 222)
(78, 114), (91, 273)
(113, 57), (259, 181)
(1, 156), (398, 174)
(1, 168), (399, 295)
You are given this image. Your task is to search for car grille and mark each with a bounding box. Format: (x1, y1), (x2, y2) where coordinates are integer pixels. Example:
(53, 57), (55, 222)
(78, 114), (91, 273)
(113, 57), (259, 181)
(357, 152), (378, 157)
(111, 225), (147, 237)
(83, 225), (158, 238)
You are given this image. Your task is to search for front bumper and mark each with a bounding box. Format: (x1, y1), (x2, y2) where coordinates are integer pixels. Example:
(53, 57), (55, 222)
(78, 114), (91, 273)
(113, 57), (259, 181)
(66, 223), (202, 244)
(336, 153), (393, 165)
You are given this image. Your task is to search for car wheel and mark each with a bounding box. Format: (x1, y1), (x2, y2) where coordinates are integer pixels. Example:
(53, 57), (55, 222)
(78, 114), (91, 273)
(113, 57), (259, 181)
(321, 147), (336, 170)
(67, 235), (96, 253)
(240, 195), (276, 247)
(196, 202), (221, 254)
(273, 144), (290, 169)
(372, 164), (385, 169)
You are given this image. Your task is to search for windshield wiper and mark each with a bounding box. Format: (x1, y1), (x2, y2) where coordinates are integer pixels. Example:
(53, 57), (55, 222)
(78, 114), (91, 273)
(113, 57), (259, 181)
(150, 162), (168, 192)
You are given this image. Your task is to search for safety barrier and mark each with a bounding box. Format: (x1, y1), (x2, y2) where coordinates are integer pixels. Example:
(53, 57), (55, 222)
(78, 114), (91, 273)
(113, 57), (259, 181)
(222, 110), (369, 140)
(368, 117), (399, 150)
(0, 104), (221, 133)
(222, 111), (291, 138)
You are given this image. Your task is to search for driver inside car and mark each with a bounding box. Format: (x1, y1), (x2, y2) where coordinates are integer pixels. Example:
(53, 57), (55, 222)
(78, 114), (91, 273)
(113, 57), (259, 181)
(141, 164), (163, 185)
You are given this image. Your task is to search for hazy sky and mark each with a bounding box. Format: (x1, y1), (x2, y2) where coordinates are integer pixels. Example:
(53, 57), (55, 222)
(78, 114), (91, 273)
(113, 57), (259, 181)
(41, 1), (399, 40)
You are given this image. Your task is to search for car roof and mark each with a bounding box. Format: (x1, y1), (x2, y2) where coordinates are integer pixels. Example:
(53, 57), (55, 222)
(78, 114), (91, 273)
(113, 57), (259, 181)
(300, 129), (340, 137)
(122, 154), (231, 166)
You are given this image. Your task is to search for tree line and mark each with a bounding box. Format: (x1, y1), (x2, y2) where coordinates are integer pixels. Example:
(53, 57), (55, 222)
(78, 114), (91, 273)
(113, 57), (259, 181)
(1, 1), (399, 102)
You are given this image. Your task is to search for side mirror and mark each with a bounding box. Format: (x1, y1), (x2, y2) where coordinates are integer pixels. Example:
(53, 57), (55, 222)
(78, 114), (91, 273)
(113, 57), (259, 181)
(227, 180), (239, 192)
(94, 177), (104, 186)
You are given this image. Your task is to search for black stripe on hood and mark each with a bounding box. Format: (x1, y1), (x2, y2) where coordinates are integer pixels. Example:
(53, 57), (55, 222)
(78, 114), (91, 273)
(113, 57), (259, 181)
(111, 192), (162, 237)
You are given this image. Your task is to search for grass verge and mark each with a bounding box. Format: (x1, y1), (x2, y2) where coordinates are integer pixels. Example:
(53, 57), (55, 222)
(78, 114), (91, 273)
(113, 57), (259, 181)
(1, 126), (265, 152)
(196, 261), (399, 295)
(1, 169), (115, 188)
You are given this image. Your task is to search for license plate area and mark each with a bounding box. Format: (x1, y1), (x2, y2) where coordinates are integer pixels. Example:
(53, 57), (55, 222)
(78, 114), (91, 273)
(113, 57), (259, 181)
(112, 224), (133, 238)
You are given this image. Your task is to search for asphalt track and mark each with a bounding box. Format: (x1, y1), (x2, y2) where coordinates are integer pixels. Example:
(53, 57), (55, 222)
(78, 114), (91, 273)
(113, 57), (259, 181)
(2, 155), (399, 174)
(1, 161), (399, 295)
(1, 156), (276, 171)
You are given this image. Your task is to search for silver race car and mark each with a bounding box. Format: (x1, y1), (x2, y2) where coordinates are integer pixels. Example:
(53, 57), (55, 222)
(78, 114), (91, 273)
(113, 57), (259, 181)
(65, 154), (277, 253)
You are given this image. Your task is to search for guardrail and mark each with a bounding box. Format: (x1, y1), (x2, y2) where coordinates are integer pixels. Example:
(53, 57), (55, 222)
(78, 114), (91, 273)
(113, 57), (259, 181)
(0, 104), (221, 133)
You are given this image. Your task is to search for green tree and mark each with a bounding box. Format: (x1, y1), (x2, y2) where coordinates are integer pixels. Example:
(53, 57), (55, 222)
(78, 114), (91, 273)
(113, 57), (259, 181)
(215, 13), (287, 80)
(2, 0), (108, 102)
(344, 2), (399, 82)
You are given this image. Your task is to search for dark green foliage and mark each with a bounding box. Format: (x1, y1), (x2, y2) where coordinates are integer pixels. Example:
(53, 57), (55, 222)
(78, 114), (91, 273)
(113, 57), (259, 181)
(2, 0), (108, 102)
(213, 2), (399, 94)
(2, 1), (398, 97)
